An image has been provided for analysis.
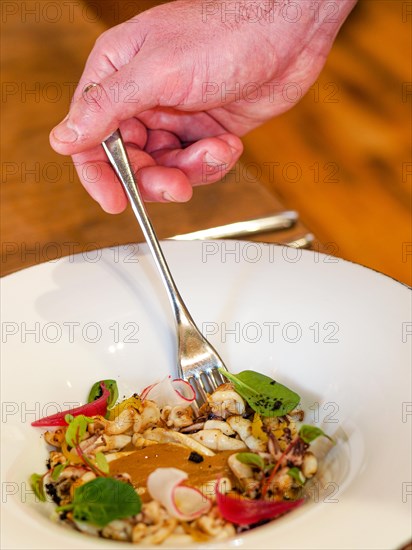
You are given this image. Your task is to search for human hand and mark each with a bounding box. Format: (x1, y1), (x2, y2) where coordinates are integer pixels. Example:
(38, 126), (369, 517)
(50, 0), (356, 213)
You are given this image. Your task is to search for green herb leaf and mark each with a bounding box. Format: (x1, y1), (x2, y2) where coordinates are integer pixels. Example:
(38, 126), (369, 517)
(51, 462), (68, 481)
(236, 452), (265, 470)
(57, 477), (141, 527)
(65, 414), (94, 447)
(299, 425), (333, 444)
(30, 473), (46, 502)
(88, 380), (118, 410)
(95, 452), (110, 475)
(219, 369), (300, 417)
(287, 467), (306, 485)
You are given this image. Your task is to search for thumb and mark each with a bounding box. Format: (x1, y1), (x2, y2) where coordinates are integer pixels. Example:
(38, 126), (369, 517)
(50, 59), (158, 155)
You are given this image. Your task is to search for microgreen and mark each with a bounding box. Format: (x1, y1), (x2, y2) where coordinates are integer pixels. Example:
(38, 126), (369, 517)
(298, 425), (333, 444)
(29, 473), (46, 502)
(64, 414), (110, 477)
(51, 462), (68, 481)
(65, 414), (94, 448)
(236, 452), (265, 470)
(88, 380), (118, 412)
(95, 452), (109, 475)
(287, 467), (306, 485)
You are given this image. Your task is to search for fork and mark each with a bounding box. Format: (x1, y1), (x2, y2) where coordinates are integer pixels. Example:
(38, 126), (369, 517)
(102, 130), (227, 405)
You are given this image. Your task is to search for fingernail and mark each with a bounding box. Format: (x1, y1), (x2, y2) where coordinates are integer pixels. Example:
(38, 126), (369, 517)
(229, 145), (240, 158)
(52, 120), (78, 144)
(162, 191), (178, 202)
(204, 152), (227, 168)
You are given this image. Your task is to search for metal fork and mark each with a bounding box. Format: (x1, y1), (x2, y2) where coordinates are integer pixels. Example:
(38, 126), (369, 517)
(102, 130), (227, 405)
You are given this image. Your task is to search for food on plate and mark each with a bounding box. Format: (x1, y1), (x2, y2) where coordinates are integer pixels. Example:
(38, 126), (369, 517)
(30, 371), (331, 545)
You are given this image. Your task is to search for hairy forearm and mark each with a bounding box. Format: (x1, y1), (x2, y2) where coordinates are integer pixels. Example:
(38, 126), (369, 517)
(199, 0), (357, 49)
(199, 0), (357, 26)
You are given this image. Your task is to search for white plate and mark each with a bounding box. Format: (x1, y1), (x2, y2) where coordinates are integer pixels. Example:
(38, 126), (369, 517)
(1, 241), (411, 550)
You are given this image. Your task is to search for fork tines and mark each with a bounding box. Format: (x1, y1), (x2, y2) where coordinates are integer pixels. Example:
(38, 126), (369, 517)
(188, 368), (227, 406)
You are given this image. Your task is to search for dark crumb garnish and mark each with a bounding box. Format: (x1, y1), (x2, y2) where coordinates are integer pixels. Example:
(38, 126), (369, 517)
(237, 517), (271, 533)
(188, 452), (204, 463)
(45, 483), (61, 505)
(207, 413), (223, 421)
(46, 459), (51, 470)
(292, 439), (309, 456)
(59, 510), (69, 521)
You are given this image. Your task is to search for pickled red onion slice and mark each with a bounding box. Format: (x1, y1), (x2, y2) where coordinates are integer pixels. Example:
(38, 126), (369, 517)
(147, 467), (211, 521)
(216, 483), (304, 525)
(141, 376), (195, 407)
(31, 383), (110, 427)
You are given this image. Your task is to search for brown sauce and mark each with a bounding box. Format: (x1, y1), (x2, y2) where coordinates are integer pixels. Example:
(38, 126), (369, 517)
(109, 443), (236, 502)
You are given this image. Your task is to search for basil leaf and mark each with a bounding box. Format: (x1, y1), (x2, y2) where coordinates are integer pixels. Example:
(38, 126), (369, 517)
(65, 414), (94, 447)
(61, 477), (141, 527)
(95, 452), (109, 475)
(287, 467), (305, 485)
(30, 473), (46, 502)
(236, 452), (265, 470)
(88, 380), (118, 410)
(51, 462), (67, 481)
(219, 369), (300, 417)
(299, 425), (333, 444)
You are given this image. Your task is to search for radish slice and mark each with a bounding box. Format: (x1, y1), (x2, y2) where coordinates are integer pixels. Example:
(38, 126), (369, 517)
(141, 376), (195, 407)
(147, 467), (211, 521)
(216, 483), (304, 525)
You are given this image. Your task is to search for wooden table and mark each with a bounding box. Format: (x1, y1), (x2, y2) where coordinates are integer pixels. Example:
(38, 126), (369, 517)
(1, 0), (411, 286)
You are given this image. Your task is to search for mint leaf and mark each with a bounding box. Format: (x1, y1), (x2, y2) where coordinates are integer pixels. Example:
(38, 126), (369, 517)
(88, 380), (118, 410)
(30, 473), (46, 502)
(219, 369), (300, 417)
(299, 425), (333, 444)
(57, 477), (141, 527)
(236, 452), (265, 470)
(287, 467), (305, 485)
(65, 414), (94, 447)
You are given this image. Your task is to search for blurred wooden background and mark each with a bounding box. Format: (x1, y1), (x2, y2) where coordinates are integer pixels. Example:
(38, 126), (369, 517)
(1, 0), (411, 285)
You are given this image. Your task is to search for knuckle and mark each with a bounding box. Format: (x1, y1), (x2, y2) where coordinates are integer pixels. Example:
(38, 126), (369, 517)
(94, 28), (114, 48)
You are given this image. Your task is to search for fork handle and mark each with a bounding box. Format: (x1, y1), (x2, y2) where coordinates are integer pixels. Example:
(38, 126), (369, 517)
(102, 130), (193, 326)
